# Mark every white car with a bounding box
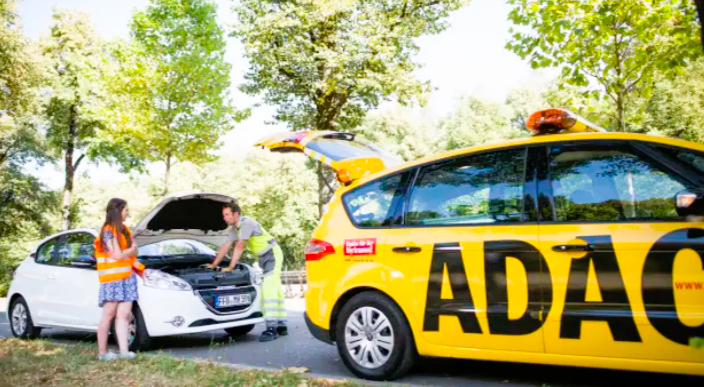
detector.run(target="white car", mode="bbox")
[5,192,264,351]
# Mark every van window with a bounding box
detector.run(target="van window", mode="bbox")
[342,171,412,227]
[406,149,526,226]
[549,144,687,222]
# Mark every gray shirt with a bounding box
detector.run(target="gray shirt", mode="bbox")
[226,216,262,243]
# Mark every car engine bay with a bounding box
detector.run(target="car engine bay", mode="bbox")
[140,254,252,290]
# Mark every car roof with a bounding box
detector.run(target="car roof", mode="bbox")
[346,131,704,189]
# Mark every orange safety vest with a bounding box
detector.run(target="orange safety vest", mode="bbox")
[94,225,145,283]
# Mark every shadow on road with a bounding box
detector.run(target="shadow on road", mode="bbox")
[410,357,703,387]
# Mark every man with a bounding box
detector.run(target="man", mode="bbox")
[207,201,287,341]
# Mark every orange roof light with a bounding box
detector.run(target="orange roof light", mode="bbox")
[337,168,351,185]
[526,108,606,135]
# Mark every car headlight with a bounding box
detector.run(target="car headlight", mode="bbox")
[142,269,192,291]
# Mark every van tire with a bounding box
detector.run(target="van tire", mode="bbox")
[335,291,416,381]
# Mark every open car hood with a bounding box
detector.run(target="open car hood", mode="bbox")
[132,192,235,247]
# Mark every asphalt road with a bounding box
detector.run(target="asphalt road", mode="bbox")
[1,307,702,387]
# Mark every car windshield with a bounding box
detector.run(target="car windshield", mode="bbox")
[138,239,217,258]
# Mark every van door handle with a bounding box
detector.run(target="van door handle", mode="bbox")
[46,274,57,280]
[552,244,593,252]
[393,246,422,253]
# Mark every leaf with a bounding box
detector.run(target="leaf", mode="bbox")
[691,337,704,349]
[285,366,310,374]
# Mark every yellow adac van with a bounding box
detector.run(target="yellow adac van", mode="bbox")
[255,108,704,381]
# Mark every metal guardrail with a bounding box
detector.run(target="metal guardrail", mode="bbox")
[281,270,306,284]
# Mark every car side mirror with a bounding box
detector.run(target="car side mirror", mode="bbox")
[676,188,704,220]
[71,258,96,268]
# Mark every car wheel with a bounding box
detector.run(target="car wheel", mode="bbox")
[9,297,42,339]
[129,305,152,352]
[335,291,417,381]
[225,324,255,337]
[111,304,152,352]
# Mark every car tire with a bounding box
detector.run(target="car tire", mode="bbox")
[225,324,255,337]
[335,291,417,381]
[9,297,42,339]
[111,304,152,352]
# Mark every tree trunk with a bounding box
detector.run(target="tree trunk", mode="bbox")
[616,92,626,132]
[317,162,335,219]
[163,151,172,197]
[61,105,78,231]
[696,0,704,53]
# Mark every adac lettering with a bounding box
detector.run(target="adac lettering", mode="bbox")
[423,228,704,346]
[642,228,704,346]
[560,235,641,343]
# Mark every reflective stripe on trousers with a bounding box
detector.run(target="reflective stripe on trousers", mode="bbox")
[262,245,287,328]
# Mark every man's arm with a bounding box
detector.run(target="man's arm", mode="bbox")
[208,240,233,269]
[221,240,246,272]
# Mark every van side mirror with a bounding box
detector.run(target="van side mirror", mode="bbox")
[676,188,704,219]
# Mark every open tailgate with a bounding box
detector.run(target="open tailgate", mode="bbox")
[254,131,402,183]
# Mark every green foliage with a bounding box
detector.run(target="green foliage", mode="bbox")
[41,8,147,229]
[691,337,704,349]
[130,0,245,194]
[435,95,524,152]
[506,0,702,132]
[0,166,58,296]
[354,106,438,161]
[642,58,704,142]
[0,0,47,168]
[231,0,470,132]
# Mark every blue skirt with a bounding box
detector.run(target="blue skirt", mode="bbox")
[98,273,138,307]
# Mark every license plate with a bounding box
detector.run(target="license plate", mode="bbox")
[215,294,251,308]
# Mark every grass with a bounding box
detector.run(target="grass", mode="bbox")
[0,338,365,387]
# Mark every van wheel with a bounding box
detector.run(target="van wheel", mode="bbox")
[111,305,152,352]
[9,297,42,339]
[225,324,255,337]
[335,292,416,381]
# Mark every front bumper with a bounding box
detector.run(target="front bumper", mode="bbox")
[305,311,333,344]
[138,284,264,337]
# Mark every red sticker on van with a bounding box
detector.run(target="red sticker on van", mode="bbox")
[344,238,377,255]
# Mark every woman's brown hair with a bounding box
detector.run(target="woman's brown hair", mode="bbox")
[101,198,132,251]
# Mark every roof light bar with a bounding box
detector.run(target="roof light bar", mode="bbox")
[526,108,606,135]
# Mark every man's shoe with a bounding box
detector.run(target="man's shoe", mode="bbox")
[259,327,279,342]
[276,326,288,336]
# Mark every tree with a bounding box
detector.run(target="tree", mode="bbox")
[506,0,702,132]
[435,95,523,152]
[130,0,244,196]
[231,0,469,216]
[696,0,704,51]
[642,58,704,142]
[355,106,439,161]
[41,9,144,230]
[0,0,46,169]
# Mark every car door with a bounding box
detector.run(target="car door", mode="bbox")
[55,232,102,328]
[383,146,546,353]
[537,139,704,364]
[29,234,69,325]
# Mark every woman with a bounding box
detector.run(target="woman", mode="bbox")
[94,198,145,361]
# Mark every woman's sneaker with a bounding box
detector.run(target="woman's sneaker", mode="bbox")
[118,352,136,359]
[99,352,119,361]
